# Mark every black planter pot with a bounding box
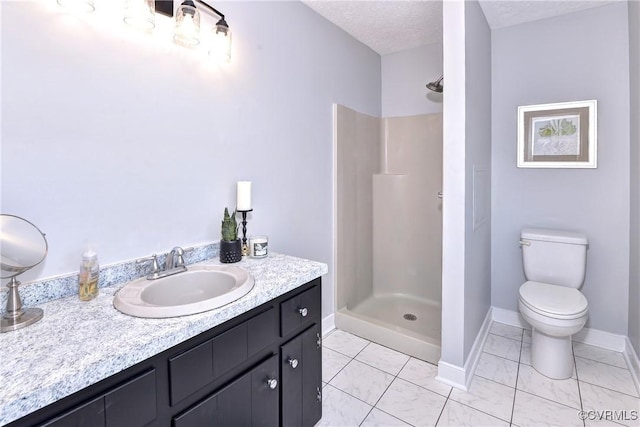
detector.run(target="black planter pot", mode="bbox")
[220,239,242,263]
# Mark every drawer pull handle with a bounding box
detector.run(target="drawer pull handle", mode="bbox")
[316,332,322,348]
[288,358,299,369]
[266,378,278,389]
[316,386,322,402]
[298,307,308,317]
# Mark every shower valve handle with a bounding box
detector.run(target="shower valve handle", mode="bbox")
[298,307,308,317]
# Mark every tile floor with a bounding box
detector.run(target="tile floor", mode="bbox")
[319,322,640,427]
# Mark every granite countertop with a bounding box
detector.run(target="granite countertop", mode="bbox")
[0,253,328,426]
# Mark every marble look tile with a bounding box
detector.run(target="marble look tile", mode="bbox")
[355,342,410,375]
[483,333,522,362]
[517,363,581,409]
[573,342,628,369]
[323,329,370,358]
[475,352,519,388]
[580,381,640,427]
[449,376,515,422]
[490,322,523,341]
[523,329,532,343]
[317,385,372,427]
[376,378,447,426]
[322,347,351,383]
[329,359,394,405]
[576,357,639,397]
[520,341,531,365]
[361,408,411,427]
[397,357,452,397]
[512,390,584,427]
[437,400,510,427]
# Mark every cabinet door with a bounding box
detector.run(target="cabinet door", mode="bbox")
[301,324,322,427]
[250,355,279,427]
[173,356,278,427]
[40,396,105,427]
[280,335,303,427]
[217,374,252,427]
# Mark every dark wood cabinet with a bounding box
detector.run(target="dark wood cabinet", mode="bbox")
[173,355,279,427]
[9,278,322,427]
[41,370,156,427]
[281,323,322,427]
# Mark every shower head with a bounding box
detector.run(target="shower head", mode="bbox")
[426,75,444,93]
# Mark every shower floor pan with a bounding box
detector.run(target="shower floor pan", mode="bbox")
[336,293,441,364]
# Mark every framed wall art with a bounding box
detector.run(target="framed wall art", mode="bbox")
[517,100,597,168]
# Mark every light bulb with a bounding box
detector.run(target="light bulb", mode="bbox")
[209,27,232,63]
[174,5,201,47]
[56,0,95,13]
[123,0,155,31]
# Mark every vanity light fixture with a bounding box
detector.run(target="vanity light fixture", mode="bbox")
[123,0,156,30]
[157,0,232,61]
[56,0,95,13]
[56,0,232,63]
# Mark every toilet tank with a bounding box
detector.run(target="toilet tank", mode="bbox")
[520,228,588,288]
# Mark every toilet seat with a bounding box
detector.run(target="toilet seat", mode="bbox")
[519,281,588,319]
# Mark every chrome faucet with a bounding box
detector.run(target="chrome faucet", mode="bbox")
[165,246,186,271]
[136,246,188,280]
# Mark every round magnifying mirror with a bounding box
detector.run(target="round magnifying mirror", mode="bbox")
[1,214,48,332]
[1,214,48,279]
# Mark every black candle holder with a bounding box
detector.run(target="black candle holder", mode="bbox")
[237,209,252,256]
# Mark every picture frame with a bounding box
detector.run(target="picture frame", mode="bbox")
[517,100,597,168]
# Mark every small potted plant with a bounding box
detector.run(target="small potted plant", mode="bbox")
[219,207,242,263]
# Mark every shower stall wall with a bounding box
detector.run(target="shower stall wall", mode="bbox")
[334,104,443,363]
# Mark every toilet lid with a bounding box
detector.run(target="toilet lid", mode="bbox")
[519,281,588,317]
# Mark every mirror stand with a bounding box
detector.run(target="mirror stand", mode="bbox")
[1,277,44,332]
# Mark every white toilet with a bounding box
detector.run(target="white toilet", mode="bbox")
[518,228,589,379]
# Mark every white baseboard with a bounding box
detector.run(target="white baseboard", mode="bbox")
[491,306,528,329]
[435,361,468,391]
[491,307,627,351]
[322,313,336,337]
[574,328,627,352]
[436,307,493,391]
[491,306,639,394]
[624,337,640,396]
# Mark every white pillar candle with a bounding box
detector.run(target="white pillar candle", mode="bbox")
[236,181,252,211]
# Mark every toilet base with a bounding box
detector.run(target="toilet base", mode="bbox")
[531,328,574,379]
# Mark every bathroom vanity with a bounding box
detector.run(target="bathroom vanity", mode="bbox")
[1,254,327,427]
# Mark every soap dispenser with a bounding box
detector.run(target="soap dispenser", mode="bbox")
[78,249,99,301]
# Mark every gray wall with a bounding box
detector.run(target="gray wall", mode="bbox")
[440,0,491,370]
[1,2,381,321]
[381,43,443,117]
[491,3,630,335]
[629,0,640,354]
[463,0,492,360]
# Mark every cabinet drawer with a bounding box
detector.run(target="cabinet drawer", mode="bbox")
[247,307,277,357]
[280,284,320,337]
[40,396,105,427]
[169,322,250,405]
[212,323,247,378]
[104,369,157,427]
[169,339,214,405]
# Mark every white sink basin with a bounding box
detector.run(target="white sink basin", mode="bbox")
[113,264,255,318]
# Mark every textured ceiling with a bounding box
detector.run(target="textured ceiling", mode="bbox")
[302,0,617,55]
[303,1,443,55]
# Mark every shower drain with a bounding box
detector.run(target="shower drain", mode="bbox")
[403,313,417,321]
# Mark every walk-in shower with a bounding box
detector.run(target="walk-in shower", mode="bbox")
[334,104,443,363]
